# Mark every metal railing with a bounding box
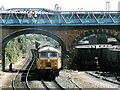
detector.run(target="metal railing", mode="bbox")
[0,8,120,26]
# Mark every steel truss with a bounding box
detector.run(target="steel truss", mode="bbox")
[0,8,120,26]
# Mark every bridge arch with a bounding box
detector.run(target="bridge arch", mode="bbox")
[72,29,120,71]
[74,29,120,45]
[2,28,66,71]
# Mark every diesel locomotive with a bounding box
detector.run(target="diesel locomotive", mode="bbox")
[36,45,61,79]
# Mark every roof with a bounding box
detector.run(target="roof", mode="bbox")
[38,46,60,53]
[75,44,120,51]
[75,44,112,49]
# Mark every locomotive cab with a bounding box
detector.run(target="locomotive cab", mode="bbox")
[36,46,61,70]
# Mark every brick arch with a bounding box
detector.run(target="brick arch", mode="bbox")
[2,28,66,71]
[74,29,120,46]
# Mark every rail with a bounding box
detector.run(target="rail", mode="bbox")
[25,49,36,90]
[12,58,31,90]
[41,71,65,90]
[12,50,33,90]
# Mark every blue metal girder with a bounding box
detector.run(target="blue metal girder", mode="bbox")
[0,8,120,26]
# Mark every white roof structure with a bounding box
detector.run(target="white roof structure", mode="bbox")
[38,46,60,53]
[108,45,120,51]
[75,44,112,49]
[75,44,120,51]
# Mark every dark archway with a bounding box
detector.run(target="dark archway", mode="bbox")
[72,29,120,71]
[2,28,66,71]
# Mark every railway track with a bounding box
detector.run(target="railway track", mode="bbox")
[25,55,36,89]
[41,79,65,90]
[12,58,30,89]
[12,49,81,90]
[12,50,35,90]
[41,74,81,90]
[40,70,65,90]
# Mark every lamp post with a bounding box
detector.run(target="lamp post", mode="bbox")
[106,0,110,10]
[78,8,83,11]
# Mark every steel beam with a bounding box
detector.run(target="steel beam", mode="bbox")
[0,8,120,26]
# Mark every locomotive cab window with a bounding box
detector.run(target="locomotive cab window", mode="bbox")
[39,52,48,58]
[50,52,57,58]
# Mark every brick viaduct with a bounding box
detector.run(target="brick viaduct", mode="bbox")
[2,26,120,48]
[1,25,120,70]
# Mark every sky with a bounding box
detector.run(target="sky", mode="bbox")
[0,0,120,11]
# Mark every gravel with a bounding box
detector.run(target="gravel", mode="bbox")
[86,71,120,85]
[28,81,45,89]
[0,57,29,88]
[1,60,120,90]
[69,71,120,89]
[56,69,79,89]
[28,69,79,89]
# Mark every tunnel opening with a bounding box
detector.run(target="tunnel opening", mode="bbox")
[2,28,66,71]
[72,31,120,74]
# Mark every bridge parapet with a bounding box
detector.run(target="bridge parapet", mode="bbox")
[0,8,120,26]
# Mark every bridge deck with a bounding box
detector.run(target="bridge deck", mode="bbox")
[0,8,120,26]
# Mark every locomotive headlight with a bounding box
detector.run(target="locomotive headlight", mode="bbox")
[55,64,57,66]
[48,59,50,62]
[40,62,42,66]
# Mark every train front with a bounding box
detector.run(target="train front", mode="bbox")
[36,46,61,78]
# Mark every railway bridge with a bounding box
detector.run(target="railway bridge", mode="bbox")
[1,8,120,71]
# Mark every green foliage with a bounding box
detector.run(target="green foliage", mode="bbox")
[5,35,32,66]
[5,34,61,66]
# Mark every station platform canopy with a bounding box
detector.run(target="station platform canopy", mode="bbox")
[75,44,120,50]
[108,45,120,51]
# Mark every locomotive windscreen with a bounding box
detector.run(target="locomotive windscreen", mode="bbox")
[40,52,48,58]
[50,52,57,58]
